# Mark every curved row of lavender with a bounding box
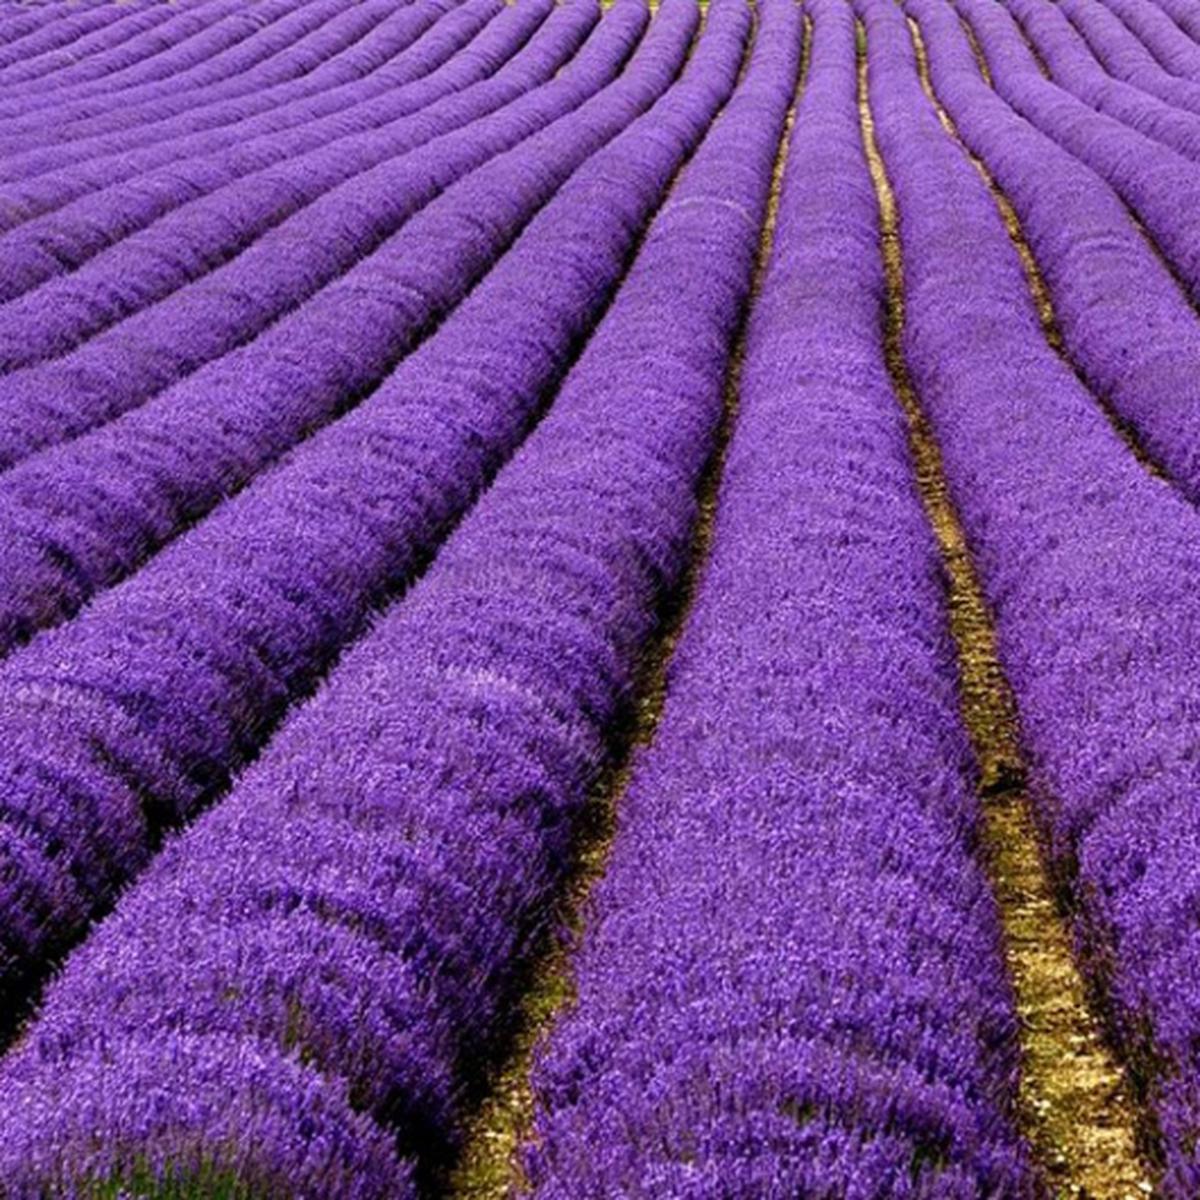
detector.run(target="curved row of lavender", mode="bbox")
[0,0,312,121]
[0,0,452,185]
[0,0,360,125]
[1151,0,1200,50]
[0,0,383,135]
[1099,0,1200,81]
[527,2,1033,1193]
[0,0,471,228]
[1056,0,1200,112]
[997,0,1200,165]
[0,0,484,268]
[0,3,141,65]
[0,2,461,237]
[0,2,170,83]
[0,2,762,1192]
[0,1,198,90]
[903,0,1200,502]
[947,0,1200,307]
[0,0,630,470]
[0,1,656,661]
[0,0,306,125]
[864,0,1200,1189]
[0,0,551,352]
[0,0,692,1038]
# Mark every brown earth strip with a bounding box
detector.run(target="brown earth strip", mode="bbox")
[442,13,809,1200]
[959,12,996,85]
[857,21,1153,1199]
[907,18,1168,483]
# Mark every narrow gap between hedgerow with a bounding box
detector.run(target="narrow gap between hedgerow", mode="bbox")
[991,4,1053,79]
[905,18,1169,486]
[857,21,1151,1200]
[440,14,809,1200]
[954,4,1200,400]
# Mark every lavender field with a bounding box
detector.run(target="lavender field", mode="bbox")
[2,0,1200,1195]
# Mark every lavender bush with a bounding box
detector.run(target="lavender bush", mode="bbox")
[0,0,631,465]
[0,0,450,186]
[0,2,759,1192]
[1056,0,1200,112]
[0,0,541,328]
[906,0,1200,502]
[0,0,361,131]
[955,0,1200,300]
[0,0,472,246]
[0,0,699,1036]
[998,0,1200,164]
[528,2,1033,1192]
[870,0,1200,1188]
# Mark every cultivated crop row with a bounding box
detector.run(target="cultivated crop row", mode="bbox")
[1,0,1200,1195]
[528,1,1033,1192]
[0,0,762,1190]
[877,0,1200,1188]
[0,0,706,1009]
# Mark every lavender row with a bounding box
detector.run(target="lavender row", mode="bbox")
[954,0,1200,304]
[0,0,356,123]
[0,0,462,225]
[1009,0,1200,165]
[0,2,150,64]
[529,3,1032,1192]
[0,2,409,161]
[0,0,531,338]
[904,0,1200,504]
[0,0,492,297]
[0,0,610,466]
[0,0,179,84]
[0,0,407,170]
[0,3,130,60]
[0,3,759,1192]
[0,0,257,102]
[1150,0,1200,50]
[0,0,678,1024]
[0,0,307,122]
[0,0,349,124]
[867,1,1200,1190]
[1105,0,1200,81]
[1060,0,1200,112]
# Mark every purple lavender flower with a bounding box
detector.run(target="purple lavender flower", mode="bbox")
[528,3,1033,1192]
[0,2,761,1191]
[875,0,1200,1188]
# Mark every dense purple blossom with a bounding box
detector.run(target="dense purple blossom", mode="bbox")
[868,0,1200,1189]
[998,0,1200,164]
[0,4,129,62]
[0,0,426,177]
[0,0,473,246]
[953,0,1200,301]
[904,0,1200,502]
[1149,0,1200,50]
[0,0,657,665]
[0,0,540,331]
[0,0,696,1038]
[2,0,1200,1192]
[0,2,759,1191]
[0,0,311,125]
[527,3,1033,1193]
[1055,0,1200,112]
[0,2,180,87]
[0,0,355,124]
[0,0,630,467]
[0,0,361,131]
